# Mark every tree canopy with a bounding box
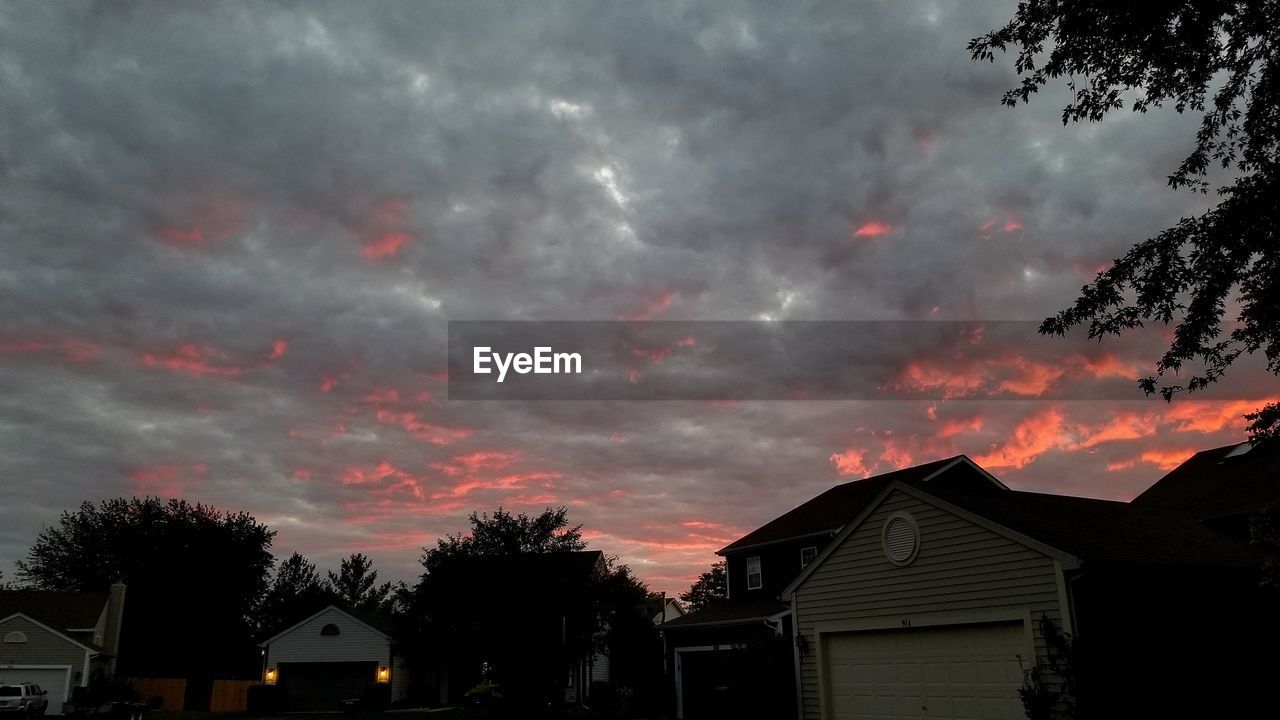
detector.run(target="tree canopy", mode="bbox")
[420,506,586,576]
[256,552,331,636]
[16,497,275,678]
[971,0,1280,438]
[680,560,727,611]
[411,506,656,709]
[326,552,398,613]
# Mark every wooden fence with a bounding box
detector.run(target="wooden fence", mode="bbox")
[126,678,256,712]
[209,679,256,712]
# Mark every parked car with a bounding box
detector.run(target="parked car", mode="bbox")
[0,683,49,716]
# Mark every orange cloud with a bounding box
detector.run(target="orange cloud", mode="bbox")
[1075,412,1158,448]
[854,220,892,238]
[879,438,914,470]
[1108,448,1196,472]
[974,407,1069,470]
[128,463,207,497]
[621,291,675,321]
[375,408,472,445]
[141,344,244,377]
[0,338,100,364]
[153,195,250,247]
[267,339,288,361]
[362,232,412,260]
[430,450,519,476]
[830,446,874,477]
[1162,399,1277,434]
[938,414,983,437]
[893,361,987,398]
[141,339,287,378]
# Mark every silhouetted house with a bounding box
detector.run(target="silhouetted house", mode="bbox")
[785,444,1278,719]
[258,604,405,711]
[0,582,127,713]
[660,456,1004,720]
[1132,440,1280,536]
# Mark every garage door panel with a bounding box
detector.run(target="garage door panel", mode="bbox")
[0,668,70,714]
[825,622,1026,720]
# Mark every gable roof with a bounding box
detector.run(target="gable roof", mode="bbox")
[719,455,1003,554]
[0,612,102,654]
[260,604,390,646]
[928,483,1256,568]
[0,590,108,631]
[1132,440,1280,520]
[785,478,1257,598]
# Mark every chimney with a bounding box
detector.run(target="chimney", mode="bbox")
[104,581,127,673]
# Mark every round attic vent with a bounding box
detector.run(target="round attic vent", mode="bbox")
[320,623,341,636]
[882,512,920,566]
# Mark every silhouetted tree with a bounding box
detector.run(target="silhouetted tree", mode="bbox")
[326,552,395,612]
[680,561,727,610]
[972,1,1280,439]
[592,562,665,712]
[410,507,648,711]
[17,497,274,679]
[257,552,332,635]
[422,506,585,575]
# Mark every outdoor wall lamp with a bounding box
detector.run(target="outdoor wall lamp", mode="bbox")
[264,667,277,684]
[795,634,809,655]
[377,667,390,683]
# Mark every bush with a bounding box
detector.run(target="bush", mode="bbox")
[245,684,285,714]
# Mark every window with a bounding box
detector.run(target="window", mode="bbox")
[800,546,818,568]
[2,631,27,644]
[745,556,762,590]
[320,623,341,636]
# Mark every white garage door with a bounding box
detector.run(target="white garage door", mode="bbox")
[824,622,1026,720]
[0,667,72,714]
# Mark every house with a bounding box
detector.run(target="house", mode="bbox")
[0,583,127,714]
[1131,440,1280,535]
[259,604,406,711]
[660,456,1005,719]
[785,443,1279,719]
[646,594,685,625]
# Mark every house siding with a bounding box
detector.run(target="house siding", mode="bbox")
[792,490,1064,720]
[265,608,390,666]
[0,615,89,670]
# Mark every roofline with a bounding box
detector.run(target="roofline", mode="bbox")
[717,529,838,556]
[259,604,389,646]
[0,612,101,654]
[947,454,1010,490]
[782,480,1079,600]
[716,455,1005,555]
[660,615,775,630]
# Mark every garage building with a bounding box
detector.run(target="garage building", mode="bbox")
[259,605,406,711]
[785,478,1277,719]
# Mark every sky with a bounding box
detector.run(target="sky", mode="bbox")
[1,1,1272,597]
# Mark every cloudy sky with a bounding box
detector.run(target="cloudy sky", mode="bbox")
[1,1,1271,596]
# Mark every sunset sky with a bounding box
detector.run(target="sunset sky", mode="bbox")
[1,1,1271,597]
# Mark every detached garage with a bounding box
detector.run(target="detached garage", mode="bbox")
[260,606,404,711]
[785,479,1276,719]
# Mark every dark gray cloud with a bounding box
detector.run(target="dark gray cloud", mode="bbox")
[0,1,1266,594]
